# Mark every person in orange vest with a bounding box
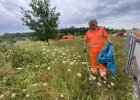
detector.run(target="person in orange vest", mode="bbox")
[84,19,112,77]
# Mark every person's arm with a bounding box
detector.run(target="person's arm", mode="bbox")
[84,40,87,53]
[84,32,89,53]
[102,27,112,44]
[105,36,112,43]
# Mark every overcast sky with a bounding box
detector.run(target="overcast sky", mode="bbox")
[0,0,140,34]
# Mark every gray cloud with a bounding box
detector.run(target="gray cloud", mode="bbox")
[51,0,140,29]
[0,0,140,34]
[0,0,29,34]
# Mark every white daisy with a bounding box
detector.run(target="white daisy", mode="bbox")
[32,84,38,86]
[43,83,47,86]
[97,82,101,86]
[77,73,82,78]
[60,93,64,98]
[89,77,92,81]
[78,55,81,58]
[70,62,74,65]
[67,69,71,72]
[81,62,86,64]
[23,89,26,92]
[11,93,16,98]
[16,67,23,70]
[107,85,111,88]
[47,67,51,70]
[0,94,4,99]
[112,76,115,79]
[103,81,107,84]
[35,65,38,68]
[26,94,30,97]
[111,82,115,86]
[62,61,66,64]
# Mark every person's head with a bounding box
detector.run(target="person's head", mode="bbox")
[89,19,97,30]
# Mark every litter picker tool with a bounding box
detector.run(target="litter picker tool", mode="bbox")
[84,53,96,81]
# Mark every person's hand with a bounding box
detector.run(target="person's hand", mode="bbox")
[84,48,86,53]
[108,42,113,45]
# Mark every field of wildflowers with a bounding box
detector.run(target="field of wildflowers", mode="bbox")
[0,36,135,99]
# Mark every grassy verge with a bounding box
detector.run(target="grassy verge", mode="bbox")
[0,36,134,100]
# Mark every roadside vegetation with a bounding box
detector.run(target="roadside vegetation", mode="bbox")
[0,36,134,100]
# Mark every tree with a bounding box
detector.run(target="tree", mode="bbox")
[21,0,60,42]
[133,27,137,30]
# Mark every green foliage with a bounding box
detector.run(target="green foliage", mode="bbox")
[59,26,127,36]
[0,33,16,44]
[59,26,88,35]
[6,45,44,68]
[21,0,60,41]
[0,32,36,42]
[0,41,15,53]
[106,28,126,34]
[0,37,135,99]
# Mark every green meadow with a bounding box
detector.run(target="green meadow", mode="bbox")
[0,36,135,100]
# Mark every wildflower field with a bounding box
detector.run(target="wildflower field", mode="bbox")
[0,36,135,100]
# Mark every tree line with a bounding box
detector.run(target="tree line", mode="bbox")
[0,27,126,38]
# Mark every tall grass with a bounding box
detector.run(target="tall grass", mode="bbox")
[0,36,134,100]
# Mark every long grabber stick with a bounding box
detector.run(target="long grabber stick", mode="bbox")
[84,53,96,81]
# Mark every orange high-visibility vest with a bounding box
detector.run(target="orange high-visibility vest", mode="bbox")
[84,27,108,52]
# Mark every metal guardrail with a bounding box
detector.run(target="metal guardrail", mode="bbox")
[125,34,140,74]
[125,34,140,99]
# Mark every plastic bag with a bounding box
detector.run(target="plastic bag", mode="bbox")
[97,43,117,77]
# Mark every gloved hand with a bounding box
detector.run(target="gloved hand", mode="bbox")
[84,48,86,53]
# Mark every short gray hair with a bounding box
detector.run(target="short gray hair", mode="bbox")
[89,19,97,25]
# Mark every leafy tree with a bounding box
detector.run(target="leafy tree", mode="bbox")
[21,0,60,42]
